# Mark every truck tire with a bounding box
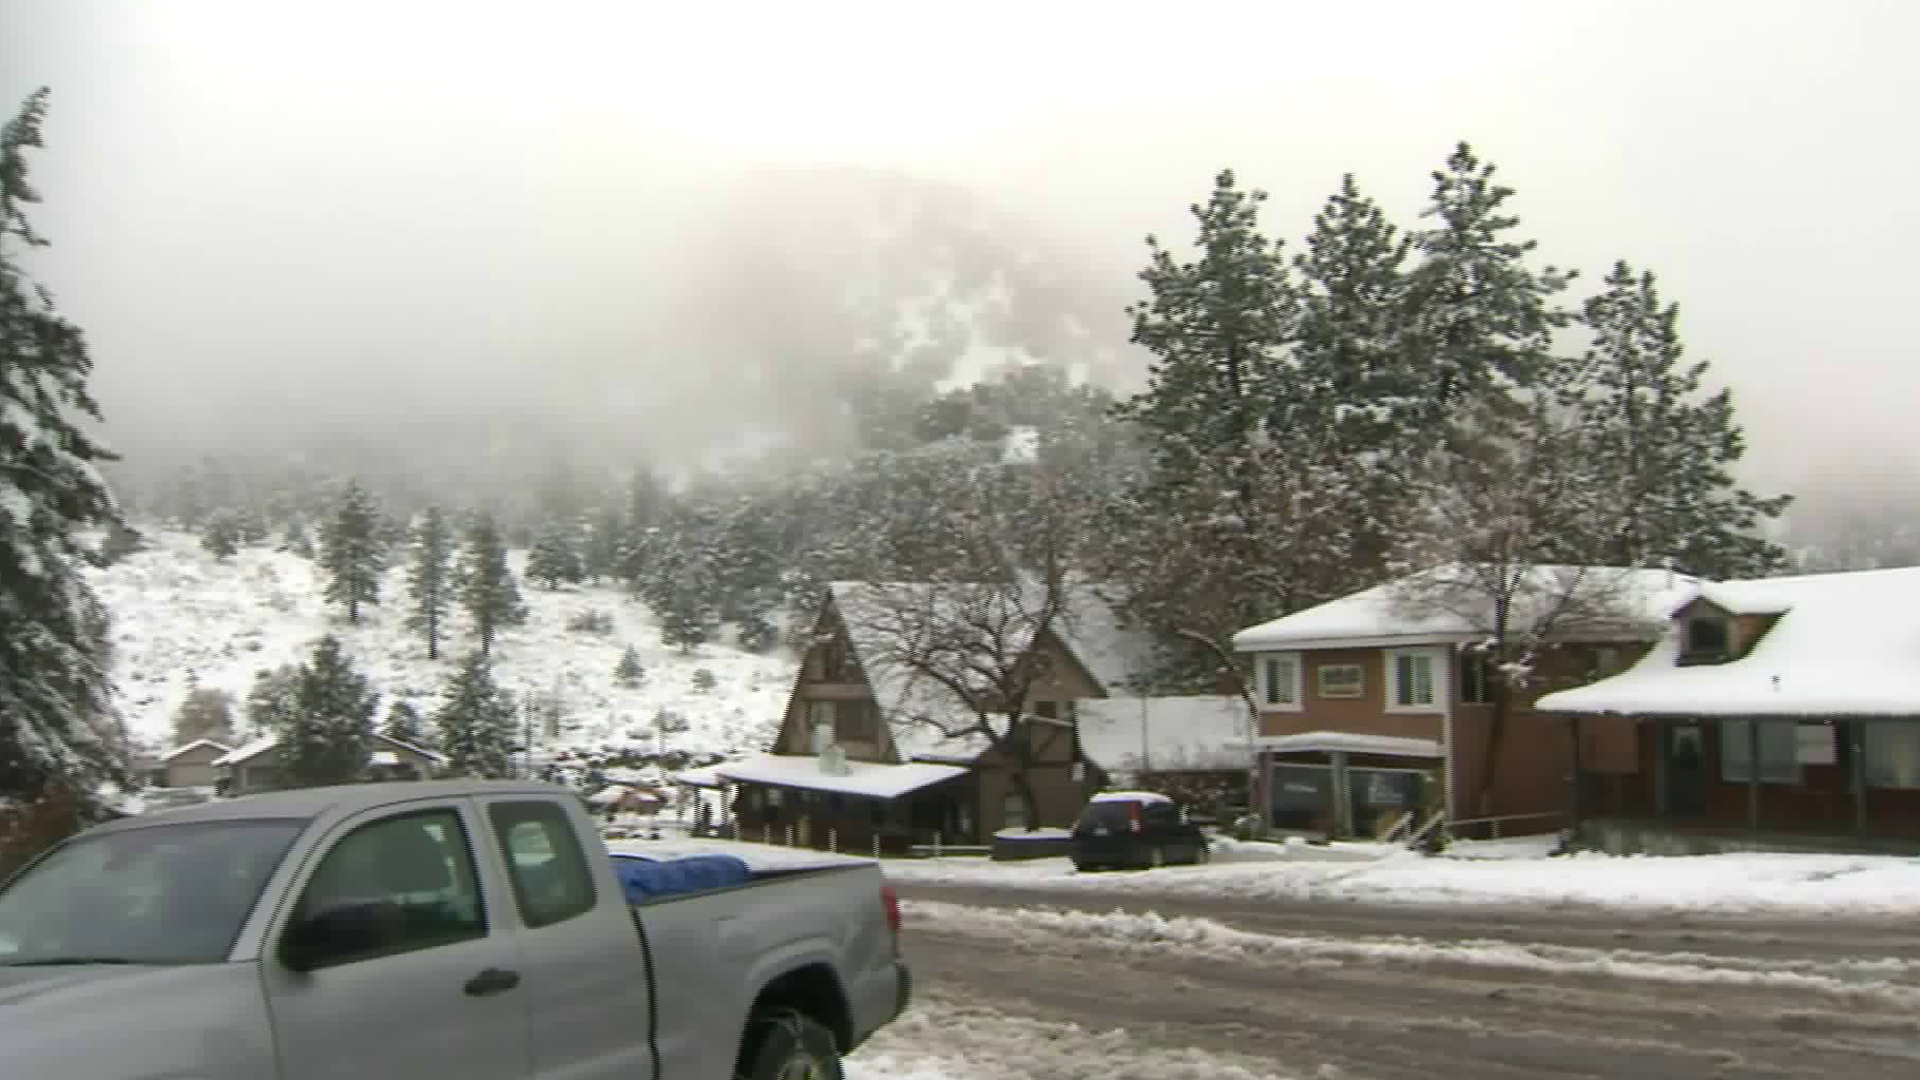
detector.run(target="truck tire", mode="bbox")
[737,1008,844,1080]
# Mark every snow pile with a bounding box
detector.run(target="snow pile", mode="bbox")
[885,847,1920,915]
[846,990,1301,1080]
[87,529,795,759]
[906,900,1920,1004]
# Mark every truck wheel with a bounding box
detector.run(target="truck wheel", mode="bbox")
[738,1009,843,1080]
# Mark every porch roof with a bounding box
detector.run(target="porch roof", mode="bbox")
[1538,565,1920,718]
[672,763,731,788]
[1256,730,1445,759]
[709,753,968,800]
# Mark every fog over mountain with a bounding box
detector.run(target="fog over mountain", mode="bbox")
[6,0,1920,553]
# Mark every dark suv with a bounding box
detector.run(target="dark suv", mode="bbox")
[1069,791,1210,871]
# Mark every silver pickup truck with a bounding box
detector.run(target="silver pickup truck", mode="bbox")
[0,779,912,1079]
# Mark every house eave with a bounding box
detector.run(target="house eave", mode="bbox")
[1235,632,1478,653]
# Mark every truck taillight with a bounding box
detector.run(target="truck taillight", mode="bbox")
[1129,803,1142,834]
[880,883,902,935]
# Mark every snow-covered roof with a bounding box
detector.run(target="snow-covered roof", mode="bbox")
[672,764,731,788]
[1089,790,1171,805]
[1076,696,1250,773]
[160,738,233,762]
[1256,731,1445,759]
[210,731,447,768]
[1233,564,1699,652]
[826,581,1156,765]
[1537,566,1920,718]
[709,753,968,800]
[588,783,660,805]
[212,734,279,767]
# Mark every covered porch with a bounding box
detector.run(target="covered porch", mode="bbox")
[677,753,978,855]
[1253,731,1446,840]
[1568,713,1920,854]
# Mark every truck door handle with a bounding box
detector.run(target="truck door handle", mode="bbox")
[464,967,521,996]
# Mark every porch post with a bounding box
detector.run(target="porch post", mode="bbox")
[1849,720,1867,834]
[1652,719,1670,820]
[1746,717,1761,831]
[1568,715,1585,827]
[1330,750,1353,838]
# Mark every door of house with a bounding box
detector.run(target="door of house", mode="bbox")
[1664,723,1708,816]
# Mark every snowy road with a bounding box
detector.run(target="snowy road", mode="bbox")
[859,885,1920,1079]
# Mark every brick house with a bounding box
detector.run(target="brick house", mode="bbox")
[1536,566,1920,853]
[689,581,1157,853]
[1232,564,1695,840]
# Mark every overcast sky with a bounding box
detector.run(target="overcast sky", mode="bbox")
[3,0,1916,495]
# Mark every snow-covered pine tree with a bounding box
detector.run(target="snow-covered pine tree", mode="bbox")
[690,668,716,694]
[615,467,669,588]
[320,480,382,622]
[1567,260,1793,577]
[405,505,454,660]
[1400,142,1577,441]
[525,522,584,588]
[583,503,624,583]
[1103,169,1312,675]
[200,511,241,560]
[171,685,238,747]
[382,699,428,748]
[434,651,519,779]
[0,87,132,817]
[614,644,644,687]
[457,510,527,657]
[245,664,302,739]
[276,635,378,787]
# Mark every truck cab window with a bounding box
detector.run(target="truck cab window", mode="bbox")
[489,801,597,928]
[291,809,487,967]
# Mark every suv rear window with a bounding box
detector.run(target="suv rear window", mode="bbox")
[1075,802,1135,829]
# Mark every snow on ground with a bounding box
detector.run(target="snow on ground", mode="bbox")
[883,844,1920,915]
[89,529,795,759]
[845,991,1299,1080]
[902,899,1920,1004]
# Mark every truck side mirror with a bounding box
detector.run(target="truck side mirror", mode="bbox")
[279,899,395,972]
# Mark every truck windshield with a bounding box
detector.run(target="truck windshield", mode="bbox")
[0,818,303,966]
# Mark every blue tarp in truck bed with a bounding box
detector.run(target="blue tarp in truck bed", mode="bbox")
[609,852,753,903]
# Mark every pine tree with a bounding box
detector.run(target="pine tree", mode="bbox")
[526,522,584,589]
[382,699,428,748]
[275,635,378,788]
[1567,260,1793,577]
[434,651,519,779]
[405,506,454,660]
[457,511,527,656]
[0,87,131,812]
[1104,169,1312,668]
[690,668,717,694]
[200,511,241,560]
[1400,142,1577,440]
[245,664,302,741]
[583,504,624,583]
[614,644,644,687]
[93,519,146,567]
[616,467,669,586]
[172,685,238,746]
[320,480,382,622]
[280,521,314,559]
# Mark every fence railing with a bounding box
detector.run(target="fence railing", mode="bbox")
[1446,810,1571,840]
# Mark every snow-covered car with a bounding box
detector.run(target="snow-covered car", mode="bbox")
[1070,791,1211,871]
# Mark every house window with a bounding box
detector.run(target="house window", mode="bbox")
[1033,700,1058,719]
[1260,655,1300,709]
[1001,792,1028,831]
[1459,652,1494,706]
[1387,650,1438,711]
[1720,720,1800,784]
[1864,722,1920,790]
[838,700,879,743]
[1315,664,1364,699]
[1684,618,1729,663]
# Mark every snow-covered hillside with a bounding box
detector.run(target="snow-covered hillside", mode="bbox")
[87,529,796,762]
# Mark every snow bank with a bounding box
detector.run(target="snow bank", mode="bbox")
[846,991,1301,1080]
[906,900,1920,1004]
[885,847,1920,915]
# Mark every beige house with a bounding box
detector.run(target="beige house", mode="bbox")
[215,731,447,794]
[149,739,233,789]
